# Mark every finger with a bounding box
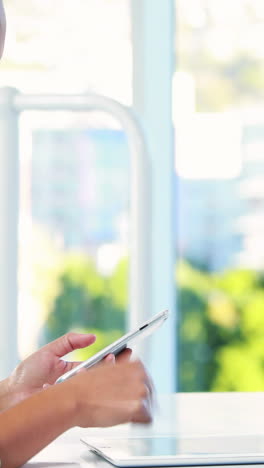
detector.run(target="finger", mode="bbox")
[141,396,153,423]
[93,354,116,367]
[132,360,155,406]
[115,348,132,363]
[103,354,116,365]
[131,396,153,424]
[63,360,86,374]
[67,361,85,370]
[134,361,155,399]
[42,332,97,358]
[43,383,51,390]
[145,373,155,405]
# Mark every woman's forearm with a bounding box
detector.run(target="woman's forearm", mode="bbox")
[0,384,75,468]
[0,360,154,468]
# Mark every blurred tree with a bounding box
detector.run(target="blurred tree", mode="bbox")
[40,253,264,392]
[177,261,264,392]
[177,261,216,391]
[71,328,123,362]
[41,254,126,346]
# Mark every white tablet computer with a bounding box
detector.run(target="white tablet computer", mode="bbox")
[56,310,169,384]
[81,435,264,467]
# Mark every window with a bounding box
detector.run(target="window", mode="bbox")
[176,0,264,391]
[5,0,262,393]
[1,0,132,364]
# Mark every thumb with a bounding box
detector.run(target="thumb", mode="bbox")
[42,332,97,358]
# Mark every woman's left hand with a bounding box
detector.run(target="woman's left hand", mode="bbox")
[6,332,97,407]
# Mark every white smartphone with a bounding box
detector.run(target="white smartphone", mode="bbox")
[56,309,169,384]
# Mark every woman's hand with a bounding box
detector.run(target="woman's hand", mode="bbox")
[0,357,152,468]
[65,359,154,428]
[5,332,98,407]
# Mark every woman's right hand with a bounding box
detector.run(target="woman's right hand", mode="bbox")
[64,359,153,428]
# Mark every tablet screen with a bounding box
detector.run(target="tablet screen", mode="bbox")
[84,435,264,457]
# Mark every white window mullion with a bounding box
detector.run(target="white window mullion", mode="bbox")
[0,88,19,378]
[131,0,176,393]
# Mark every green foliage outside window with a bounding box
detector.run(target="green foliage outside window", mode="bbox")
[177,262,264,391]
[40,254,264,392]
[41,254,126,344]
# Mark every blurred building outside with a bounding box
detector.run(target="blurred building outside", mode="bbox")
[23,110,264,275]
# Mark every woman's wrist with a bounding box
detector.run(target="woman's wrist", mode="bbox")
[0,373,84,429]
[0,376,32,411]
[0,380,78,467]
[49,381,79,429]
[59,378,83,428]
[0,375,76,426]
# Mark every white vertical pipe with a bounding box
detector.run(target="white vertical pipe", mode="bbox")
[131,0,176,392]
[14,92,152,337]
[0,87,19,378]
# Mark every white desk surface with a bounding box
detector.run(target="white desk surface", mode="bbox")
[24,392,264,468]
